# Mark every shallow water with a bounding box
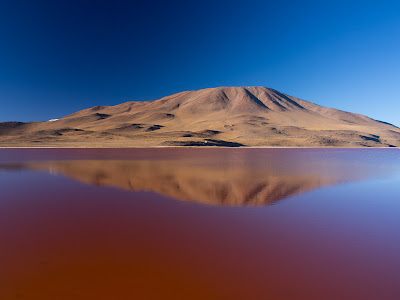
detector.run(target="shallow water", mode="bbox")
[1,148,400,299]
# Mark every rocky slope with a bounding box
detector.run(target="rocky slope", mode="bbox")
[1,87,399,147]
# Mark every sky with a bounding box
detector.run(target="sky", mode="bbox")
[0,0,399,125]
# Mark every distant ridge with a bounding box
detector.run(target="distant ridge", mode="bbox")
[0,86,399,147]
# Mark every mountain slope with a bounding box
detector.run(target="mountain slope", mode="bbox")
[1,86,399,147]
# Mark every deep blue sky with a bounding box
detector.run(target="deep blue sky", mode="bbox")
[0,0,399,125]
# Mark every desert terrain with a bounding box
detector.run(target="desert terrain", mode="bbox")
[1,87,399,147]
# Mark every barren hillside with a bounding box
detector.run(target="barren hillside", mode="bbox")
[1,87,399,147]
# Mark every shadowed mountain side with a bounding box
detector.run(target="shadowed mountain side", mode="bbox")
[1,87,399,147]
[0,159,370,206]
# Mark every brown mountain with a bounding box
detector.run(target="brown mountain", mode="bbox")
[1,86,399,147]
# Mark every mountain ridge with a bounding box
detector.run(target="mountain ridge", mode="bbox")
[1,86,399,147]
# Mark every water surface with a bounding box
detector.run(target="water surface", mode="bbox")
[1,148,400,299]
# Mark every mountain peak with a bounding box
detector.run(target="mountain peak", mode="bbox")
[0,87,399,147]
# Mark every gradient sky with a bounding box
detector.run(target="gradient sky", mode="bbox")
[0,0,399,125]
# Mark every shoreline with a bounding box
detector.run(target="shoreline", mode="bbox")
[0,146,397,149]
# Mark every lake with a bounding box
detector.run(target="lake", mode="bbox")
[1,148,400,299]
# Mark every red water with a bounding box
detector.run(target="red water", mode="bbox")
[0,148,400,299]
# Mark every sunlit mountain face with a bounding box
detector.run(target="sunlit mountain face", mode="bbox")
[1,87,399,147]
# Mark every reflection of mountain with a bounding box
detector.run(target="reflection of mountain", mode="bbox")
[1,160,357,206]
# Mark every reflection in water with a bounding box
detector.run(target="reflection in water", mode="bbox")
[1,149,400,300]
[0,157,384,206]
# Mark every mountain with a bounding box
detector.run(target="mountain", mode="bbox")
[1,86,399,147]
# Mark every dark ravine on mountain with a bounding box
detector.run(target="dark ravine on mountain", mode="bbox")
[1,87,399,147]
